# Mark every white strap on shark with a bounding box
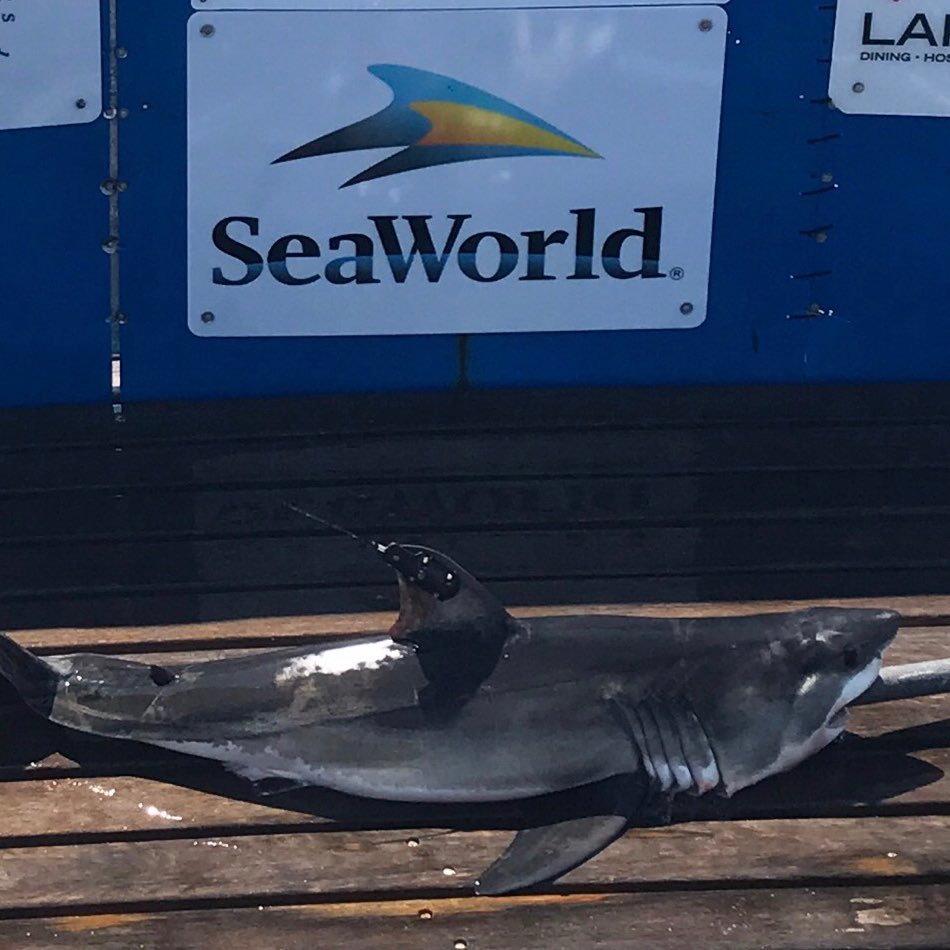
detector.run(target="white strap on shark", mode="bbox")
[613,698,720,795]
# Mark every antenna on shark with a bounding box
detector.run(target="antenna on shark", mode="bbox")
[284,502,369,546]
[283,502,460,600]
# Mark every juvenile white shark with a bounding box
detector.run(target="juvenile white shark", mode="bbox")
[0,540,901,894]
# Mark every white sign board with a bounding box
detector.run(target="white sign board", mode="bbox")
[188,7,727,336]
[0,0,101,131]
[194,1,727,8]
[830,0,950,116]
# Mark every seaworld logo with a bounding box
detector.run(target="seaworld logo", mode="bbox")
[209,66,666,287]
[271,64,601,187]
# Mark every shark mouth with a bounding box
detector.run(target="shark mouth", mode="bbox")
[724,649,888,797]
[824,653,884,732]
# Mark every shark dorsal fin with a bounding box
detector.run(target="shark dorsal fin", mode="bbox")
[384,544,519,715]
[283,504,517,713]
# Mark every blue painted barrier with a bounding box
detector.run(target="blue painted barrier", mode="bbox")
[2,0,949,407]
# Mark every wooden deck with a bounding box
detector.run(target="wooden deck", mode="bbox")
[0,601,946,947]
[1,383,949,946]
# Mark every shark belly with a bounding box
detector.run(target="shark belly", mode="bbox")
[157,685,639,803]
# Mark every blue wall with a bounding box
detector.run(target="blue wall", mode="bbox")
[0,0,111,407]
[2,0,949,406]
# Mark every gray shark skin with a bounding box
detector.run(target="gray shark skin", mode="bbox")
[0,541,900,895]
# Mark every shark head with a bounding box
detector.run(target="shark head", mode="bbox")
[688,607,900,795]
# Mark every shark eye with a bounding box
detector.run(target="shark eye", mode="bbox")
[842,645,859,670]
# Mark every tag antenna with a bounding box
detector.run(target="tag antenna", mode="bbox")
[284,502,370,546]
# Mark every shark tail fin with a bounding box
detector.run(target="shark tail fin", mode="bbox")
[0,633,59,718]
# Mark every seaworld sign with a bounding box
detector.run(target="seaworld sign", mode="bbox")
[187,6,726,336]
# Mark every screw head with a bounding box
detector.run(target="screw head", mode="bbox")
[199,23,215,37]
[200,311,215,323]
[699,18,714,32]
[852,82,865,94]
[680,302,694,316]
[75,98,87,109]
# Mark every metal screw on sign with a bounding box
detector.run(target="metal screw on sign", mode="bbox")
[699,19,714,32]
[201,311,216,324]
[200,24,215,37]
[852,82,865,94]
[680,302,694,316]
[75,98,87,109]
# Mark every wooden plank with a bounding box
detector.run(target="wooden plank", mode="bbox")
[4,518,950,600]
[6,423,950,496]
[9,468,950,544]
[15,595,950,662]
[14,603,950,653]
[10,567,950,631]
[0,816,946,912]
[0,885,946,948]
[5,382,950,449]
[7,616,948,667]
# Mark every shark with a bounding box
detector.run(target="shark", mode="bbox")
[0,536,904,894]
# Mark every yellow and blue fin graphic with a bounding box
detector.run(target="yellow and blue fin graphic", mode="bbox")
[273,64,601,188]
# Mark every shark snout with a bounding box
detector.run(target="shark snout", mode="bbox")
[838,608,901,654]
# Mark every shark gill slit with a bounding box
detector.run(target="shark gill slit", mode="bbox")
[613,697,721,795]
[636,703,675,791]
[653,702,694,792]
[674,700,720,794]
[612,699,656,782]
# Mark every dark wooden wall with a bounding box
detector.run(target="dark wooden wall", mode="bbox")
[3,383,950,631]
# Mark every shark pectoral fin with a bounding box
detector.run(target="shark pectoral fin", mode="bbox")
[473,773,645,896]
